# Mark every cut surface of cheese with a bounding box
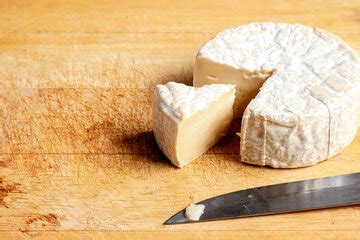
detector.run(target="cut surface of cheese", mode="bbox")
[194,22,360,168]
[152,82,235,167]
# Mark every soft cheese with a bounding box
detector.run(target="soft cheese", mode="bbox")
[194,22,360,168]
[152,82,236,167]
[185,203,205,221]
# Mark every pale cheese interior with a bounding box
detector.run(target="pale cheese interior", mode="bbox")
[194,56,272,117]
[175,91,234,167]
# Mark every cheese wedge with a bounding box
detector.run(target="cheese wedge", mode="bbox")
[194,22,360,168]
[152,82,235,167]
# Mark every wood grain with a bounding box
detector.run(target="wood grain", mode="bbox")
[2,231,360,240]
[1,0,360,238]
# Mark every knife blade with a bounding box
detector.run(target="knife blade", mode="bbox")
[164,172,360,224]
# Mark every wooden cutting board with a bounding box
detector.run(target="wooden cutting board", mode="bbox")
[1,0,360,239]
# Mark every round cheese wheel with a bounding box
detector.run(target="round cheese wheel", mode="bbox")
[194,22,360,168]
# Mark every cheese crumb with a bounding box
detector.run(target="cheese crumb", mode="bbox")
[185,203,205,221]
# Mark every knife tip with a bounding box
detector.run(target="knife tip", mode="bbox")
[163,219,175,225]
[163,210,188,225]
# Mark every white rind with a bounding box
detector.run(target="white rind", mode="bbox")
[196,22,360,168]
[156,82,235,121]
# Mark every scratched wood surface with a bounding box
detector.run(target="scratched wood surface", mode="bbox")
[1,0,360,239]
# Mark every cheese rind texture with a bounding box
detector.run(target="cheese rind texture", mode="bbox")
[194,22,360,168]
[156,82,235,120]
[152,82,236,167]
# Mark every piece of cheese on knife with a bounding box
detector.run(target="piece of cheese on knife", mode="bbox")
[152,82,235,167]
[194,22,360,168]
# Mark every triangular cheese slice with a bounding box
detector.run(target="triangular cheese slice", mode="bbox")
[152,82,235,167]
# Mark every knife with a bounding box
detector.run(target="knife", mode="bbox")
[164,172,360,224]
